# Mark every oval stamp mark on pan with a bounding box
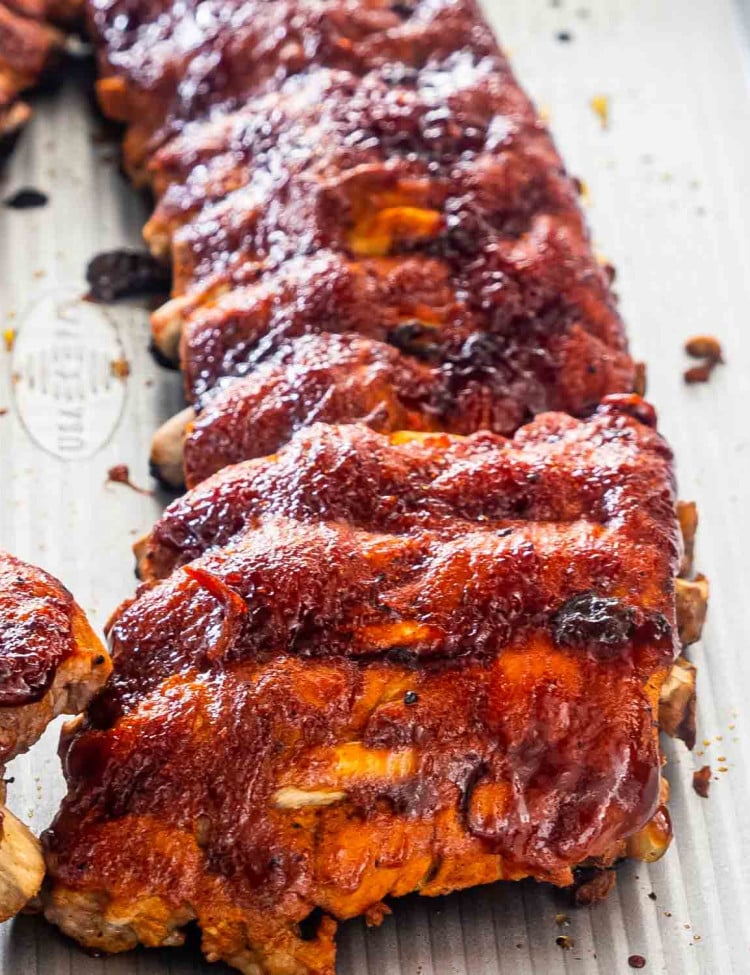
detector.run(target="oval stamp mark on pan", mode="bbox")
[12,289,127,459]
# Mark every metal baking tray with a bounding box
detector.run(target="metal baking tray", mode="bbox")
[1,0,749,971]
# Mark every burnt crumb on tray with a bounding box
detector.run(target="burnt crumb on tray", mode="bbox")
[683,334,723,384]
[106,464,152,496]
[2,187,48,209]
[110,358,131,379]
[692,765,712,798]
[628,956,647,970]
[86,249,171,302]
[634,361,647,397]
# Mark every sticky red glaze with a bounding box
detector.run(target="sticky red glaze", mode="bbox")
[48,648,663,918]
[46,401,678,970]
[162,53,630,416]
[183,326,634,486]
[126,400,678,707]
[154,54,572,291]
[0,551,79,706]
[88,0,499,166]
[184,334,445,485]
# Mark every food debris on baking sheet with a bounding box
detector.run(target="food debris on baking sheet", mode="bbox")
[110,357,131,380]
[2,187,48,209]
[85,249,171,302]
[683,334,724,384]
[692,765,712,798]
[590,93,610,129]
[106,464,152,495]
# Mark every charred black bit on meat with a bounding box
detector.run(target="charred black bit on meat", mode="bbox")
[553,592,635,655]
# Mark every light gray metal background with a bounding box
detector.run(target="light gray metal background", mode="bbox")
[0,0,749,971]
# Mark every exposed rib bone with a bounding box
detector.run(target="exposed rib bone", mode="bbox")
[676,500,698,578]
[676,574,709,646]
[150,407,195,489]
[0,807,44,922]
[658,656,697,750]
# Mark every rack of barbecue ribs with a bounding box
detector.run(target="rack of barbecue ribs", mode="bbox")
[0,551,110,921]
[0,0,80,151]
[36,0,706,972]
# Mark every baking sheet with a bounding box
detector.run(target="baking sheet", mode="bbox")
[1,0,749,971]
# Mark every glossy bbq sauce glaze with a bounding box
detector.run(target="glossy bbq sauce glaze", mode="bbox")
[39,0,692,971]
[0,553,79,709]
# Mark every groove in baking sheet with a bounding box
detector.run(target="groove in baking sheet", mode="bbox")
[1,0,750,972]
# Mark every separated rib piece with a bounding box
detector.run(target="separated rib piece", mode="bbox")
[46,396,679,974]
[0,0,81,149]
[177,334,442,487]
[0,551,110,920]
[0,0,62,145]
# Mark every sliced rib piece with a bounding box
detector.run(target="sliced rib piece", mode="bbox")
[0,550,111,920]
[45,396,680,973]
[0,0,63,144]
[0,0,81,149]
[159,334,442,489]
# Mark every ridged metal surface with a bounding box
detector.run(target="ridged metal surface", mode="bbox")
[0,1,749,972]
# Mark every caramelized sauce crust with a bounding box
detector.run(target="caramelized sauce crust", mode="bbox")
[0,552,80,707]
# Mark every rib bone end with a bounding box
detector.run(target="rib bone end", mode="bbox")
[150,407,194,490]
[659,656,697,750]
[0,807,44,922]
